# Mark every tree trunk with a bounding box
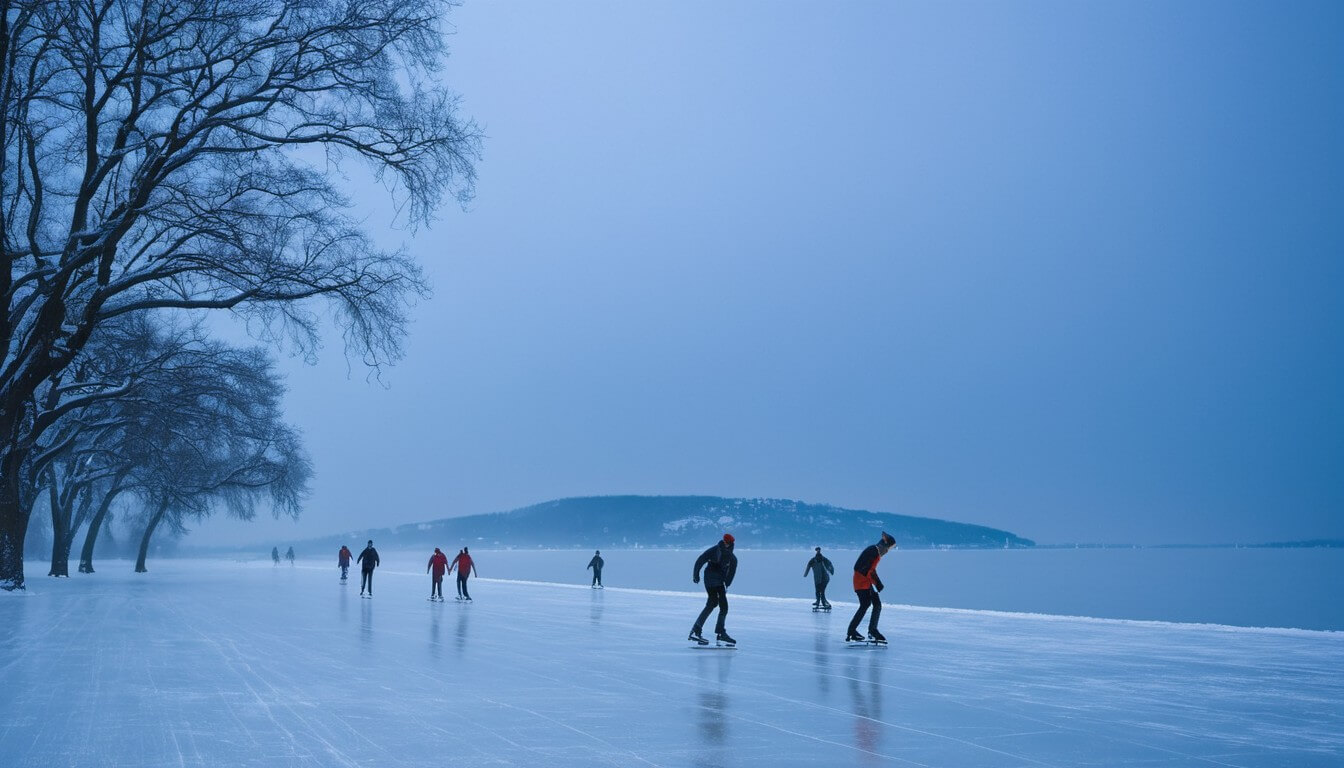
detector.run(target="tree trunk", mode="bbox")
[79,482,123,574]
[47,479,69,577]
[135,500,169,573]
[0,453,29,591]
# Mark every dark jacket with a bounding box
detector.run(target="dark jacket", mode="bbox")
[588,555,604,571]
[357,546,380,572]
[804,554,834,584]
[338,547,352,566]
[852,545,884,592]
[693,542,737,589]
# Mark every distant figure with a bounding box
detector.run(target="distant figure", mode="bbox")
[338,545,352,581]
[450,547,476,601]
[587,550,604,588]
[357,539,380,597]
[847,532,895,644]
[804,547,835,610]
[285,546,295,565]
[427,547,449,601]
[688,533,737,646]
[271,547,280,565]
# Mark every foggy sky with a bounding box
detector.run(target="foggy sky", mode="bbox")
[197,0,1343,547]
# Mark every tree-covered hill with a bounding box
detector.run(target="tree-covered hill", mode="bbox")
[289,496,1035,552]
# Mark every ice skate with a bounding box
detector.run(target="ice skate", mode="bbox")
[868,629,887,644]
[688,628,709,645]
[845,630,866,643]
[715,631,736,647]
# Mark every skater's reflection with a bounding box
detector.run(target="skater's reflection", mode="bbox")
[359,598,373,647]
[454,604,468,654]
[847,654,884,759]
[590,590,604,627]
[814,632,830,695]
[429,606,442,661]
[693,650,733,764]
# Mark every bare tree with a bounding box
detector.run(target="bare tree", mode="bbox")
[1,0,480,588]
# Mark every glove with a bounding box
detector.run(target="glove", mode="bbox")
[693,575,700,584]
[875,582,884,593]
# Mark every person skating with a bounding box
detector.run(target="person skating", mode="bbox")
[804,547,835,609]
[271,546,280,565]
[689,533,738,646]
[427,547,449,600]
[450,547,476,601]
[337,545,352,581]
[846,532,895,643]
[587,550,604,588]
[357,539,380,597]
[285,546,295,565]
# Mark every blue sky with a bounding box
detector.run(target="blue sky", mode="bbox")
[199,0,1342,546]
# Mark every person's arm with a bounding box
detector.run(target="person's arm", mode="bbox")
[374,550,380,567]
[471,563,477,577]
[804,560,813,577]
[724,554,737,588]
[824,557,834,576]
[692,547,710,583]
[873,571,884,592]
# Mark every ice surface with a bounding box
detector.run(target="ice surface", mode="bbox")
[2,559,1341,767]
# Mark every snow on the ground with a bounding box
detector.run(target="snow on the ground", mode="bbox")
[1,559,1341,767]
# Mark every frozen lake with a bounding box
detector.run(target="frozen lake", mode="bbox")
[2,559,1341,767]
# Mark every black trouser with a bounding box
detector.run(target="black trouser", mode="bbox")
[340,564,348,579]
[591,569,602,586]
[361,569,374,594]
[814,579,830,606]
[457,575,470,599]
[431,576,443,598]
[693,584,729,634]
[848,588,881,635]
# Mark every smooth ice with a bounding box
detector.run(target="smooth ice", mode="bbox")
[2,560,1341,767]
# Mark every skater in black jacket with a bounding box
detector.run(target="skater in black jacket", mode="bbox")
[689,533,738,645]
[357,540,380,597]
[804,547,834,609]
[587,550,604,588]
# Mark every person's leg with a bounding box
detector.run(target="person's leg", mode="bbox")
[713,587,729,634]
[692,584,718,633]
[847,590,872,637]
[820,580,830,608]
[591,571,597,587]
[868,591,882,633]
[596,569,602,587]
[360,570,369,593]
[814,582,823,605]
[460,577,470,600]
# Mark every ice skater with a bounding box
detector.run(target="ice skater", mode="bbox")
[338,545,352,581]
[427,547,449,600]
[846,532,895,644]
[587,550,604,588]
[450,547,476,601]
[357,539,380,597]
[688,533,738,646]
[271,546,280,565]
[804,547,834,610]
[285,546,295,565]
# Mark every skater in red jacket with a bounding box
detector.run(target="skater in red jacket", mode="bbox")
[337,545,352,581]
[427,548,449,600]
[449,547,477,601]
[847,532,895,644]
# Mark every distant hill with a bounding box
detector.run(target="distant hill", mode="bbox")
[277,496,1035,552]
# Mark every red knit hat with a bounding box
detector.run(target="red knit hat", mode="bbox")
[722,533,735,544]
